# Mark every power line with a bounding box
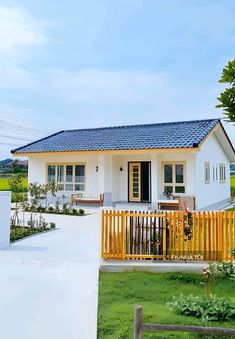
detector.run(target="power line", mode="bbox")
[0,134,36,141]
[0,141,23,147]
[0,120,46,135]
[0,112,51,132]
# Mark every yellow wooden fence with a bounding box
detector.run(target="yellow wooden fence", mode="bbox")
[101,210,235,261]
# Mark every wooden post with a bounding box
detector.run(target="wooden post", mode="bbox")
[162,212,167,259]
[134,305,143,339]
[121,211,126,260]
[101,210,105,259]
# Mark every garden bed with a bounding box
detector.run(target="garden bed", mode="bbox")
[23,206,86,216]
[98,272,235,338]
[10,226,52,242]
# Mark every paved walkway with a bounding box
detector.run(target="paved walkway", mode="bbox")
[0,211,101,339]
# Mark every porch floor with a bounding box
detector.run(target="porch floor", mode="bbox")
[112,201,152,211]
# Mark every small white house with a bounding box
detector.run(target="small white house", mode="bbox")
[12,118,235,210]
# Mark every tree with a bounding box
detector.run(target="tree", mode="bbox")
[8,174,24,208]
[8,174,24,226]
[216,59,235,122]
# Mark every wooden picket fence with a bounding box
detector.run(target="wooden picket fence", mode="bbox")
[101,210,235,261]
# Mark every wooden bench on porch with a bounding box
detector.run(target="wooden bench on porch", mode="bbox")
[71,193,104,207]
[157,196,195,211]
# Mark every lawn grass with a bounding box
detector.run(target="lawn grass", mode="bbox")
[10,226,49,242]
[98,272,235,339]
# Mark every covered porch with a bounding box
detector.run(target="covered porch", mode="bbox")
[99,151,196,209]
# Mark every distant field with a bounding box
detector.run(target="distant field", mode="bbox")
[231,174,235,189]
[0,177,28,191]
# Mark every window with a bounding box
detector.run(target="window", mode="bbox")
[163,162,185,194]
[48,165,55,182]
[204,162,210,184]
[47,164,85,191]
[219,163,226,183]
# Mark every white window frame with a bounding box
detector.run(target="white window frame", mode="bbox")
[46,163,86,191]
[216,164,218,182]
[219,163,226,183]
[204,162,210,184]
[162,162,186,194]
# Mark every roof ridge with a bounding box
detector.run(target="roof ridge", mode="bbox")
[62,118,220,133]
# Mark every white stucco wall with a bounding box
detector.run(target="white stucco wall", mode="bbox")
[28,153,100,198]
[195,134,230,210]
[0,191,11,249]
[28,151,196,204]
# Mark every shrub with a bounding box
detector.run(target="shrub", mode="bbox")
[47,206,54,213]
[72,208,78,215]
[168,294,235,322]
[209,261,234,278]
[78,208,85,216]
[36,205,46,213]
[49,222,56,229]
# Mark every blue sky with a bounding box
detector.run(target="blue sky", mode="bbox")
[0,0,235,157]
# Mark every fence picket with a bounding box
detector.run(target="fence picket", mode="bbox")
[101,210,235,262]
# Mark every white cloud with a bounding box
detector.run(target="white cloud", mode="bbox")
[47,69,177,104]
[0,4,46,88]
[0,4,45,57]
[40,68,222,129]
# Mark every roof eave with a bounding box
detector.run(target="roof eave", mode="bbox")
[12,147,199,157]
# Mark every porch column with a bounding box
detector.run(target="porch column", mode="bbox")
[151,154,158,209]
[98,155,113,206]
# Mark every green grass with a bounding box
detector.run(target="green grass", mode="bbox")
[0,177,28,202]
[0,177,28,191]
[10,226,49,242]
[231,174,235,189]
[98,272,235,339]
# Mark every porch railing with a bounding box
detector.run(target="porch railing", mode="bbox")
[101,210,235,261]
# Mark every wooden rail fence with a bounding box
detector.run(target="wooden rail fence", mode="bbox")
[101,210,235,261]
[134,305,235,338]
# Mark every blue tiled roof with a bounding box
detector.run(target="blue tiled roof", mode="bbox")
[12,118,220,154]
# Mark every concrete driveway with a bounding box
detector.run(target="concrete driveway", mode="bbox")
[0,211,101,339]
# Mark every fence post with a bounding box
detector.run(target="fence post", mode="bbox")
[134,305,143,339]
[121,211,126,260]
[163,212,167,259]
[101,210,105,259]
[218,212,223,261]
[0,191,11,249]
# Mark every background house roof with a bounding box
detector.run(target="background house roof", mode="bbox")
[12,118,223,154]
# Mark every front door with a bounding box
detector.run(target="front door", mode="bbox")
[129,163,141,202]
[128,162,151,203]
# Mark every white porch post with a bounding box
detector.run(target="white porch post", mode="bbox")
[0,191,11,249]
[151,154,158,209]
[98,155,113,206]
